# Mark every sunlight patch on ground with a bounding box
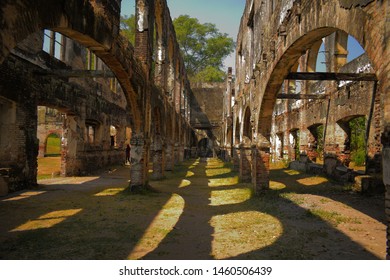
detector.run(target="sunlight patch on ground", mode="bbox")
[188,160,200,169]
[2,191,47,202]
[10,209,82,232]
[185,171,194,177]
[205,168,231,177]
[210,211,283,259]
[280,193,386,258]
[297,176,328,186]
[39,176,100,185]
[270,181,286,190]
[209,188,251,206]
[208,176,239,187]
[178,179,191,188]
[283,169,301,176]
[94,187,124,196]
[128,193,185,259]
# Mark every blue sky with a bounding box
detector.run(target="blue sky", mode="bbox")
[121,0,365,73]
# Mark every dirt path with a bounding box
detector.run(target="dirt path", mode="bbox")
[0,158,386,259]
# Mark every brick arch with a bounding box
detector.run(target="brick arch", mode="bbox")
[0,0,145,132]
[44,132,62,155]
[256,1,388,138]
[234,117,240,144]
[243,106,252,141]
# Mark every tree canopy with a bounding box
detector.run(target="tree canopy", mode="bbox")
[120,14,136,45]
[120,14,235,82]
[173,15,235,82]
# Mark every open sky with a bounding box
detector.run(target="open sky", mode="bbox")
[121,0,365,74]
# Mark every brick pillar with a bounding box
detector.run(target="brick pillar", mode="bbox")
[165,142,174,171]
[233,146,240,172]
[38,140,45,158]
[381,127,390,260]
[151,135,164,180]
[130,133,148,191]
[239,144,252,183]
[252,145,270,195]
[61,115,83,176]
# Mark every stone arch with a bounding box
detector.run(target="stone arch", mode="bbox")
[198,137,212,158]
[306,40,323,73]
[234,117,240,145]
[44,132,62,156]
[243,106,252,141]
[0,0,144,132]
[336,114,367,167]
[257,2,387,139]
[307,123,325,162]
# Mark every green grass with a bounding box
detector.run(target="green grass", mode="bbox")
[46,136,61,156]
[307,209,361,226]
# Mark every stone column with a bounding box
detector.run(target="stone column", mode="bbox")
[239,143,252,183]
[151,135,164,180]
[185,147,191,159]
[165,142,174,171]
[220,147,226,161]
[381,127,390,260]
[130,133,148,191]
[178,144,184,162]
[61,115,83,176]
[233,145,240,172]
[225,144,232,162]
[174,143,180,165]
[252,144,271,195]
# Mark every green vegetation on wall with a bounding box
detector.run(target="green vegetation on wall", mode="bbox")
[349,116,366,166]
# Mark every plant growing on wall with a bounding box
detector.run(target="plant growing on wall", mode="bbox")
[120,14,136,45]
[350,116,366,166]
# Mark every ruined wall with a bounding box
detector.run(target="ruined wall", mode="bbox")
[0,0,197,192]
[231,0,389,258]
[271,54,381,170]
[0,31,133,190]
[190,82,224,155]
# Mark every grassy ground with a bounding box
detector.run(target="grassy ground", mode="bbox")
[0,158,385,259]
[45,136,61,156]
[37,157,61,180]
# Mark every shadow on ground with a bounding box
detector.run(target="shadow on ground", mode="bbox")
[0,159,385,259]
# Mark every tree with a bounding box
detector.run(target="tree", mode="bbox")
[120,14,136,45]
[173,15,235,82]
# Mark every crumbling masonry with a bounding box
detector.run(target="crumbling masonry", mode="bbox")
[1,0,390,259]
[220,0,390,259]
[0,0,197,194]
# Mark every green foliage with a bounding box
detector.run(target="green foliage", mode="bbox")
[173,15,235,82]
[349,116,366,166]
[46,134,61,156]
[192,66,226,82]
[292,130,300,160]
[120,14,136,45]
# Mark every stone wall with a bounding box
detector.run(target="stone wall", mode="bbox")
[230,0,389,258]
